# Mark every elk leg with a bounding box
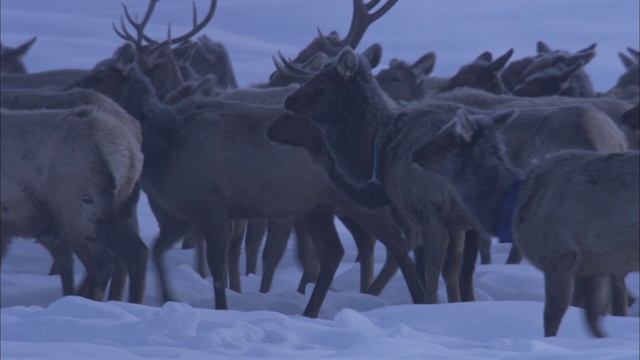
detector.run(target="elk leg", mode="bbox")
[245,220,267,275]
[183,228,209,278]
[347,207,424,303]
[367,250,399,296]
[228,219,247,293]
[259,219,293,293]
[107,256,127,301]
[543,270,574,337]
[104,220,148,304]
[422,223,448,304]
[295,219,319,295]
[610,274,628,316]
[201,215,231,310]
[442,229,464,303]
[459,229,479,302]
[506,244,523,264]
[301,206,344,318]
[39,237,76,296]
[583,275,610,338]
[338,216,375,293]
[151,203,193,303]
[67,233,113,302]
[413,245,426,287]
[478,231,492,265]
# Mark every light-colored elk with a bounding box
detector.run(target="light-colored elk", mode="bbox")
[375,52,436,102]
[1,103,147,304]
[1,87,148,299]
[429,87,637,151]
[412,109,639,338]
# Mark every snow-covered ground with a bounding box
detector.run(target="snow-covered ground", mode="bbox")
[1,0,639,359]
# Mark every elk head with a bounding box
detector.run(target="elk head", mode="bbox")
[0,36,37,74]
[375,52,436,101]
[442,49,514,94]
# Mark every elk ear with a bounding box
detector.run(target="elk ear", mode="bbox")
[11,36,38,59]
[336,47,359,79]
[558,60,584,83]
[114,42,137,75]
[453,109,477,143]
[489,48,514,73]
[475,51,492,63]
[576,42,597,54]
[572,50,596,66]
[411,52,436,78]
[537,40,552,54]
[618,52,635,69]
[490,109,519,129]
[628,47,640,62]
[362,43,383,69]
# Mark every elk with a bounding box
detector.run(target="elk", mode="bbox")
[266,110,480,301]
[1,102,147,304]
[1,38,87,88]
[282,45,629,305]
[429,87,637,151]
[284,45,487,305]
[412,109,639,338]
[512,60,589,97]
[1,69,89,90]
[440,49,514,94]
[148,0,401,294]
[0,87,149,296]
[114,0,274,289]
[375,52,437,102]
[603,47,640,104]
[178,35,238,89]
[1,36,37,74]
[69,42,426,318]
[501,41,597,97]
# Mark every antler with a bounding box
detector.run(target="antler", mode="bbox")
[317,0,398,55]
[272,52,322,83]
[113,0,159,49]
[167,0,217,45]
[113,0,216,48]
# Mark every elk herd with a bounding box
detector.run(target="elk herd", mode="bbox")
[1,0,638,339]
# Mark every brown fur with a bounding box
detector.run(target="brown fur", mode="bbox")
[1,105,147,303]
